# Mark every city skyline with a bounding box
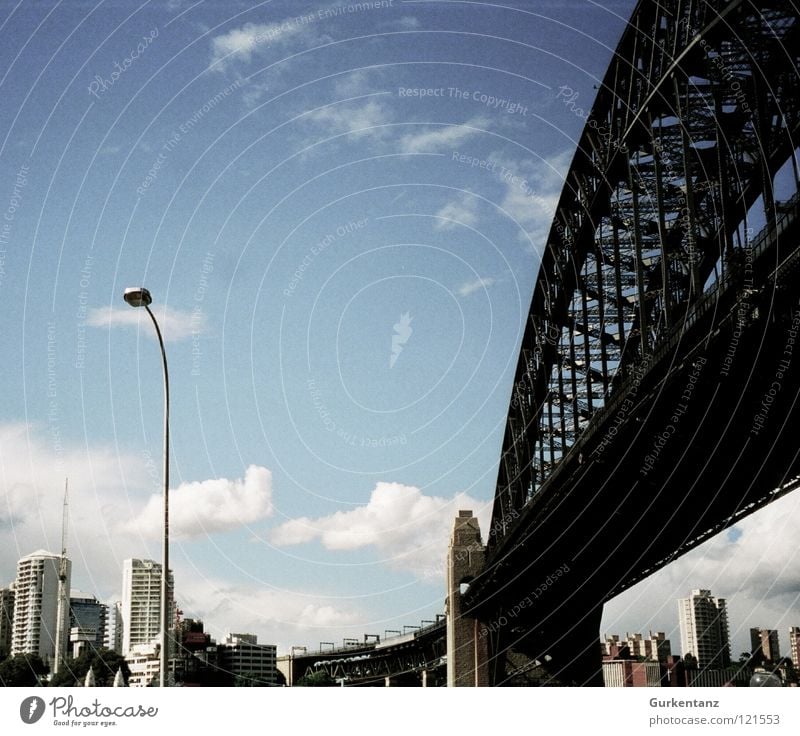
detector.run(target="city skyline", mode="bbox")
[1,0,799,664]
[3,539,799,662]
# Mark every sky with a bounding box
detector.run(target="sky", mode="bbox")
[1,0,799,661]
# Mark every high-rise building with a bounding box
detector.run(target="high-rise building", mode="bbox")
[69,592,108,658]
[121,558,173,656]
[788,627,800,668]
[0,586,15,658]
[749,628,780,665]
[678,589,731,670]
[10,550,71,667]
[105,601,123,654]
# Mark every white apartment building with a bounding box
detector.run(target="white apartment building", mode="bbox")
[11,550,71,667]
[121,558,173,656]
[105,601,123,654]
[678,589,731,670]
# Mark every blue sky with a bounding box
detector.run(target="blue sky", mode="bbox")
[1,0,798,659]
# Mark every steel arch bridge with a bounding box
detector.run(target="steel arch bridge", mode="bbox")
[460,0,800,685]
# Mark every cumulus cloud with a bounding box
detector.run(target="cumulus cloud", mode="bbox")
[434,192,481,230]
[0,423,370,652]
[177,576,369,652]
[0,423,153,591]
[86,305,207,343]
[399,117,489,154]
[122,465,273,539]
[457,276,496,297]
[270,482,490,580]
[0,424,277,597]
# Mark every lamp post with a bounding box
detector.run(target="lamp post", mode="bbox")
[123,287,170,688]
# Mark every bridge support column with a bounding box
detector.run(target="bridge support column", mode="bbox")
[542,601,604,686]
[446,510,489,686]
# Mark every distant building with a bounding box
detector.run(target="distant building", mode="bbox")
[176,618,211,653]
[11,550,71,667]
[678,589,731,670]
[171,619,228,686]
[126,643,161,687]
[220,633,277,686]
[789,627,800,669]
[750,628,780,665]
[602,632,673,687]
[121,559,173,656]
[105,601,123,654]
[603,659,662,687]
[662,655,690,687]
[0,586,15,658]
[689,666,751,687]
[69,592,107,658]
[603,632,671,662]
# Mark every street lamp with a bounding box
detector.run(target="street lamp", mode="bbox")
[124,286,170,688]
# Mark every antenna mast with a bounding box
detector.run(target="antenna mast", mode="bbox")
[54,479,69,675]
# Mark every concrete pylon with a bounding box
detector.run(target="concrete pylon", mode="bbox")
[446,510,489,686]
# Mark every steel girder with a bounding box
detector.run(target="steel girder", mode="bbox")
[489,0,800,549]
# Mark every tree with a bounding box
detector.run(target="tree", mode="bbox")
[49,648,130,687]
[234,671,273,687]
[738,651,754,666]
[295,670,337,687]
[0,654,48,686]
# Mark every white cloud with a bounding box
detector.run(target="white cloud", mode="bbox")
[396,16,421,29]
[603,491,800,656]
[305,98,391,139]
[332,70,376,98]
[0,424,275,595]
[0,423,152,592]
[434,192,481,230]
[86,305,207,343]
[177,576,368,652]
[492,150,570,249]
[399,117,490,154]
[241,81,271,109]
[270,482,490,581]
[0,423,372,653]
[457,277,496,297]
[122,465,273,539]
[209,20,310,70]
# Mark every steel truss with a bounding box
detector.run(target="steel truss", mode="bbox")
[490,0,800,548]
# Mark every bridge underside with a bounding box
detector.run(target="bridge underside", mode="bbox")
[464,0,800,686]
[473,217,800,684]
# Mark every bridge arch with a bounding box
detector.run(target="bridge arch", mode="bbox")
[467,0,800,686]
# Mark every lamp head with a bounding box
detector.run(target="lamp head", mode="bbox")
[123,287,153,308]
